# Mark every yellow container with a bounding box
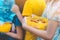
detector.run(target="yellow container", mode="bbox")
[0,22,12,32]
[25,16,48,40]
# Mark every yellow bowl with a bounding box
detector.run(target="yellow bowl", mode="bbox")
[0,22,12,32]
[26,16,48,30]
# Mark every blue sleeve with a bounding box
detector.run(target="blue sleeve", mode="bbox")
[12,16,22,26]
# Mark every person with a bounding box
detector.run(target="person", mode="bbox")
[14,0,60,40]
[22,0,46,40]
[0,0,23,40]
[13,0,46,40]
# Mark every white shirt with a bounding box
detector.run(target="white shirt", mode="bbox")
[42,1,60,40]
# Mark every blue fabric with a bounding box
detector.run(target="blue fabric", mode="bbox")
[0,0,15,24]
[12,16,22,26]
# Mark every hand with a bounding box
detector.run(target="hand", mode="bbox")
[22,18,28,28]
[11,4,20,13]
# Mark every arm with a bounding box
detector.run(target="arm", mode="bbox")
[5,26,23,40]
[11,4,23,23]
[5,5,23,40]
[22,19,58,40]
[5,16,23,40]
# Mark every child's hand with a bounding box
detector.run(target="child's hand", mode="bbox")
[22,17,28,28]
[11,4,20,14]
